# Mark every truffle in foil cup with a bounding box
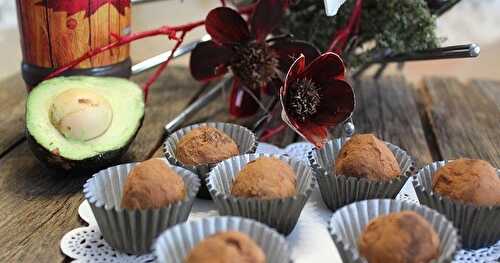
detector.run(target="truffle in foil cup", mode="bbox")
[207,153,315,235]
[329,199,460,263]
[308,137,415,211]
[83,158,200,254]
[164,122,257,199]
[413,160,500,249]
[153,216,290,263]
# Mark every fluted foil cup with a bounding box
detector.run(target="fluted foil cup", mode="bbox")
[153,216,289,263]
[329,199,460,263]
[308,137,415,211]
[413,160,500,249]
[164,122,257,199]
[207,153,315,235]
[83,158,200,254]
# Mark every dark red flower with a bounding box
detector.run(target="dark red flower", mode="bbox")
[280,52,355,148]
[190,1,320,117]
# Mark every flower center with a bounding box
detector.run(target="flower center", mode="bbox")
[287,78,321,122]
[230,42,278,89]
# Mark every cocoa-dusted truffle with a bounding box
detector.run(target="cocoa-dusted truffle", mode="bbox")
[185,231,265,263]
[121,159,186,209]
[231,157,296,199]
[335,133,401,181]
[433,159,500,206]
[175,127,239,165]
[358,211,440,263]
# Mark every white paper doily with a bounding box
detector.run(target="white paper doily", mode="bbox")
[61,142,500,263]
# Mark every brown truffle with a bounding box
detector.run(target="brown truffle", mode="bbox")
[175,127,239,165]
[358,211,440,263]
[335,133,401,181]
[432,159,500,206]
[184,231,265,263]
[231,157,296,199]
[121,159,186,209]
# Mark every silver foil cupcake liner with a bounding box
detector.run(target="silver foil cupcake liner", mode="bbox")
[163,122,257,199]
[308,137,416,211]
[413,160,500,249]
[153,216,290,263]
[83,158,201,254]
[207,153,316,235]
[329,199,460,263]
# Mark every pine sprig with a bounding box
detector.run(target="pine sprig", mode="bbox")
[282,0,440,68]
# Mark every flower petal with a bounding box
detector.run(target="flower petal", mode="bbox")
[315,79,355,126]
[190,41,233,81]
[302,52,346,85]
[280,54,305,99]
[298,122,329,148]
[251,0,288,42]
[229,78,261,117]
[279,54,305,133]
[206,7,251,45]
[281,109,328,148]
[270,40,320,73]
[324,0,347,16]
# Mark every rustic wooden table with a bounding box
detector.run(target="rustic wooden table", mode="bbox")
[0,67,498,262]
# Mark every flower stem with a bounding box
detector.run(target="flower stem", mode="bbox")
[239,84,271,115]
[45,6,255,100]
[327,0,363,53]
[44,21,203,80]
[143,31,187,100]
[260,124,286,141]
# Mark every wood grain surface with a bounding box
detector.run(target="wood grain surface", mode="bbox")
[347,77,434,166]
[422,77,500,166]
[0,68,498,261]
[0,67,203,262]
[0,74,27,157]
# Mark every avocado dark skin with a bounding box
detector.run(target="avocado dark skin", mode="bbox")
[26,117,143,174]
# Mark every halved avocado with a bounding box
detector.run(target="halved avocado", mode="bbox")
[26,76,145,173]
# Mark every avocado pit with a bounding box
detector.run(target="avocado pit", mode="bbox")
[49,88,113,141]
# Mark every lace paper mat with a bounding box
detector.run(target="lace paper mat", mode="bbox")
[60,142,500,263]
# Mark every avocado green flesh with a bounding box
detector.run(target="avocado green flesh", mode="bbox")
[26,76,145,161]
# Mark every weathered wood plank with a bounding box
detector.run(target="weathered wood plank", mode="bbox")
[4,68,490,262]
[124,67,204,161]
[158,76,433,154]
[348,77,433,166]
[0,143,85,262]
[156,76,433,156]
[181,84,235,126]
[0,67,203,262]
[0,74,27,157]
[422,78,500,166]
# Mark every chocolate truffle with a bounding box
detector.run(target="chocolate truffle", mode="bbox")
[185,231,265,263]
[231,157,296,199]
[432,159,500,206]
[121,159,186,209]
[335,133,401,181]
[175,127,239,165]
[358,211,440,263]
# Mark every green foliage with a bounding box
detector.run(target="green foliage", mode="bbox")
[282,0,440,67]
